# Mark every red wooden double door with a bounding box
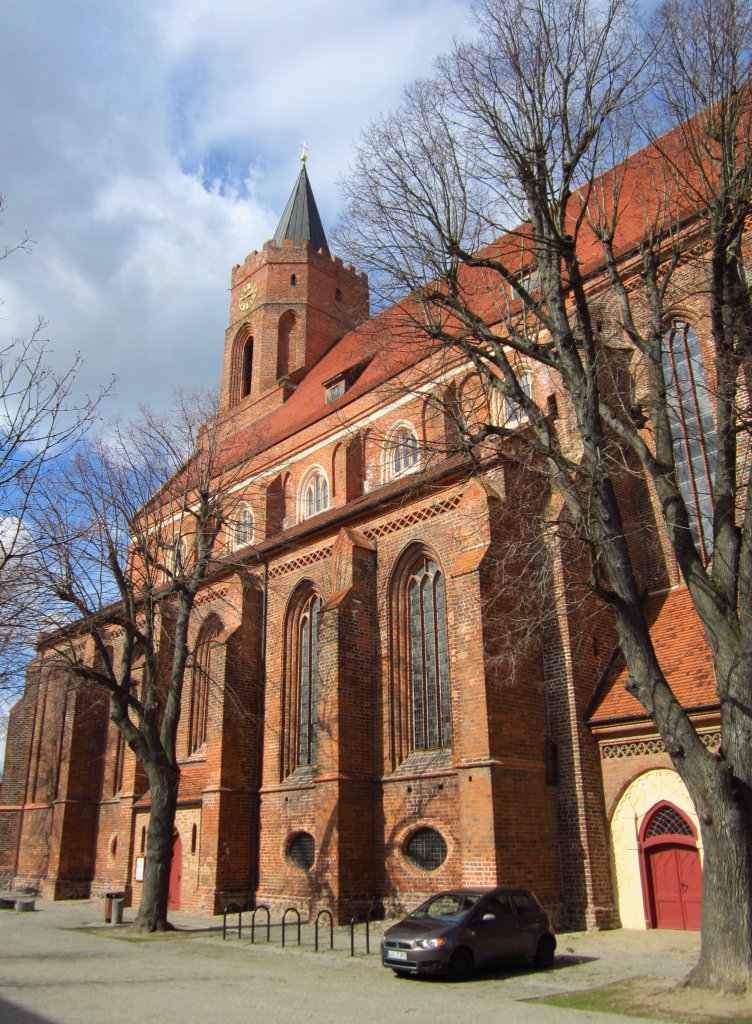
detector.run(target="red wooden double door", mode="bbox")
[641,802,702,930]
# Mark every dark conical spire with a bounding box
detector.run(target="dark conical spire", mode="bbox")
[273,158,329,253]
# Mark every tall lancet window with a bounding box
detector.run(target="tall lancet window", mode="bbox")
[662,321,717,561]
[241,337,253,398]
[283,588,322,776]
[408,557,451,751]
[297,593,321,766]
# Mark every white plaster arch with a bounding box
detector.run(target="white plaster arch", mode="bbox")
[610,768,702,929]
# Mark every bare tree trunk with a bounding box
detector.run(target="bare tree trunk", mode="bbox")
[132,763,179,933]
[691,790,752,992]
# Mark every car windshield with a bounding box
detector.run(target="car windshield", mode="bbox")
[409,892,481,922]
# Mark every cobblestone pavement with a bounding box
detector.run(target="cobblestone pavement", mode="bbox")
[0,899,704,1024]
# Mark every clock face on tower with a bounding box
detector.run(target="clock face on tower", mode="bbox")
[238,281,258,311]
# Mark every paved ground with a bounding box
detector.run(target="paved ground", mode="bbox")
[0,898,706,1024]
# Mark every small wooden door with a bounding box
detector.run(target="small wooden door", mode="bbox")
[168,832,182,909]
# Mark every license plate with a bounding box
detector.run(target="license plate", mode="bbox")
[387,950,408,961]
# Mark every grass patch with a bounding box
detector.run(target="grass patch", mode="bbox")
[534,977,752,1024]
[541,982,653,1018]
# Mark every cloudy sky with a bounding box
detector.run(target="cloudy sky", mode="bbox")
[0,0,472,419]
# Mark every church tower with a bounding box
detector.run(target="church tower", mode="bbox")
[220,159,370,424]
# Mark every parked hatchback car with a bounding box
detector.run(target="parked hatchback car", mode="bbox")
[380,887,556,981]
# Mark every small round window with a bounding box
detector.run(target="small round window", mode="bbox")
[287,832,315,870]
[404,828,447,871]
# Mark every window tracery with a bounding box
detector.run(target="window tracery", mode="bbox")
[408,557,451,750]
[230,503,254,550]
[645,804,694,839]
[384,424,420,482]
[390,549,452,765]
[404,827,447,870]
[299,469,329,521]
[282,588,322,776]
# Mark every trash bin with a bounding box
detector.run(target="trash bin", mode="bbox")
[104,891,124,923]
[111,897,124,925]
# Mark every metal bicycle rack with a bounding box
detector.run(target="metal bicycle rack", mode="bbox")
[281,906,301,948]
[314,908,334,952]
[217,902,382,956]
[349,905,383,957]
[222,903,243,940]
[250,904,271,943]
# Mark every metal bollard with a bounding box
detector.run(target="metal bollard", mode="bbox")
[111,897,124,925]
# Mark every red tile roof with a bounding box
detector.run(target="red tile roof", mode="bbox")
[225,119,715,463]
[588,587,717,724]
[224,305,436,463]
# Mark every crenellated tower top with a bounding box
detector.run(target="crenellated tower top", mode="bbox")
[219,162,369,424]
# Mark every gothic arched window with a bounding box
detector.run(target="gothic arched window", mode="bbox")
[408,557,451,751]
[241,336,254,398]
[188,619,220,755]
[384,424,419,481]
[662,320,717,561]
[390,550,452,764]
[493,369,533,427]
[165,535,188,581]
[231,503,254,550]
[300,470,329,521]
[283,589,322,775]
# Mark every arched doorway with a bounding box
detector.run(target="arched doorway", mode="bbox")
[640,802,701,930]
[168,831,182,910]
[610,768,703,929]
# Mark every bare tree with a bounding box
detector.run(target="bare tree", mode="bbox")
[338,0,752,993]
[28,390,262,931]
[0,195,110,691]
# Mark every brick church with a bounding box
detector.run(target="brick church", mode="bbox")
[0,154,718,932]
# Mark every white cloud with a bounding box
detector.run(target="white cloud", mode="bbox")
[0,0,472,418]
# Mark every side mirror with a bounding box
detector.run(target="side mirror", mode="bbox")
[482,912,496,921]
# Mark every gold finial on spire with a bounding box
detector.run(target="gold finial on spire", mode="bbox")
[301,141,308,163]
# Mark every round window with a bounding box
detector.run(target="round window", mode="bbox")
[404,827,447,870]
[287,832,315,870]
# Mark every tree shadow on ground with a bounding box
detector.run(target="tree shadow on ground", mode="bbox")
[0,995,57,1024]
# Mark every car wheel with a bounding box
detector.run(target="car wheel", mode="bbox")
[447,947,474,982]
[534,935,555,968]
